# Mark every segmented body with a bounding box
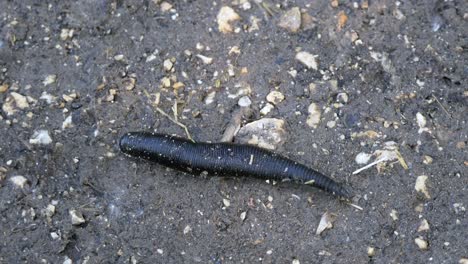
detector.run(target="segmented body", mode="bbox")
[119,132,352,198]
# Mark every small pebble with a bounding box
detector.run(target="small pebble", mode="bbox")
[292,260,300,264]
[367,247,375,257]
[70,210,86,225]
[223,198,231,207]
[43,75,57,86]
[217,6,240,33]
[240,211,247,221]
[306,103,321,128]
[423,155,433,165]
[238,96,251,107]
[326,120,336,128]
[355,152,372,164]
[183,225,192,234]
[260,103,274,116]
[414,237,428,250]
[296,51,318,70]
[278,7,302,33]
[62,115,73,130]
[29,130,53,145]
[415,175,430,199]
[266,91,285,105]
[163,59,173,71]
[418,219,430,232]
[10,176,28,188]
[114,54,125,61]
[390,209,398,221]
[336,93,348,103]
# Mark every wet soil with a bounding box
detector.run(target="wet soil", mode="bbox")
[0,0,467,263]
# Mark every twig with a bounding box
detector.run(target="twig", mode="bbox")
[155,107,195,142]
[432,94,451,119]
[142,88,194,142]
[347,203,363,211]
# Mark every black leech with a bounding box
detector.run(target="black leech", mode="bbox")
[119,132,353,198]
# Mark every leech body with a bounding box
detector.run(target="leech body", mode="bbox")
[119,132,352,198]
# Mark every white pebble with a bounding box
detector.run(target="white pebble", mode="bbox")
[29,130,53,145]
[238,96,251,107]
[10,176,28,188]
[260,103,274,116]
[414,237,428,250]
[295,51,318,70]
[355,152,372,164]
[70,210,86,225]
[223,198,230,207]
[417,219,430,232]
[415,175,430,199]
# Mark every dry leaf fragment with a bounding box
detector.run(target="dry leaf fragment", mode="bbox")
[337,11,348,31]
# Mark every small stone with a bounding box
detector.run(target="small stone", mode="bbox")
[44,204,56,219]
[163,59,173,71]
[296,51,318,70]
[367,247,375,257]
[236,118,286,150]
[423,155,433,165]
[415,175,430,199]
[355,152,372,164]
[331,0,339,7]
[62,115,73,130]
[29,130,53,145]
[278,7,302,33]
[50,232,59,239]
[160,1,172,12]
[418,219,430,232]
[301,13,316,31]
[10,176,28,188]
[217,6,241,33]
[11,92,30,109]
[63,256,72,264]
[40,92,57,104]
[292,260,300,264]
[223,198,231,207]
[196,54,213,65]
[306,103,321,128]
[157,249,163,255]
[336,93,349,103]
[0,83,8,93]
[414,237,428,250]
[60,28,74,40]
[204,91,216,105]
[238,96,251,107]
[266,91,285,105]
[161,77,171,88]
[183,225,192,234]
[326,120,336,128]
[459,258,468,264]
[260,103,274,116]
[70,210,86,225]
[390,209,398,221]
[240,211,247,221]
[123,77,136,91]
[416,112,429,134]
[456,141,466,149]
[172,82,185,91]
[114,54,125,61]
[266,250,273,255]
[43,75,57,86]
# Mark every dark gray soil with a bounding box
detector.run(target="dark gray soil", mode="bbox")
[1,1,467,263]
